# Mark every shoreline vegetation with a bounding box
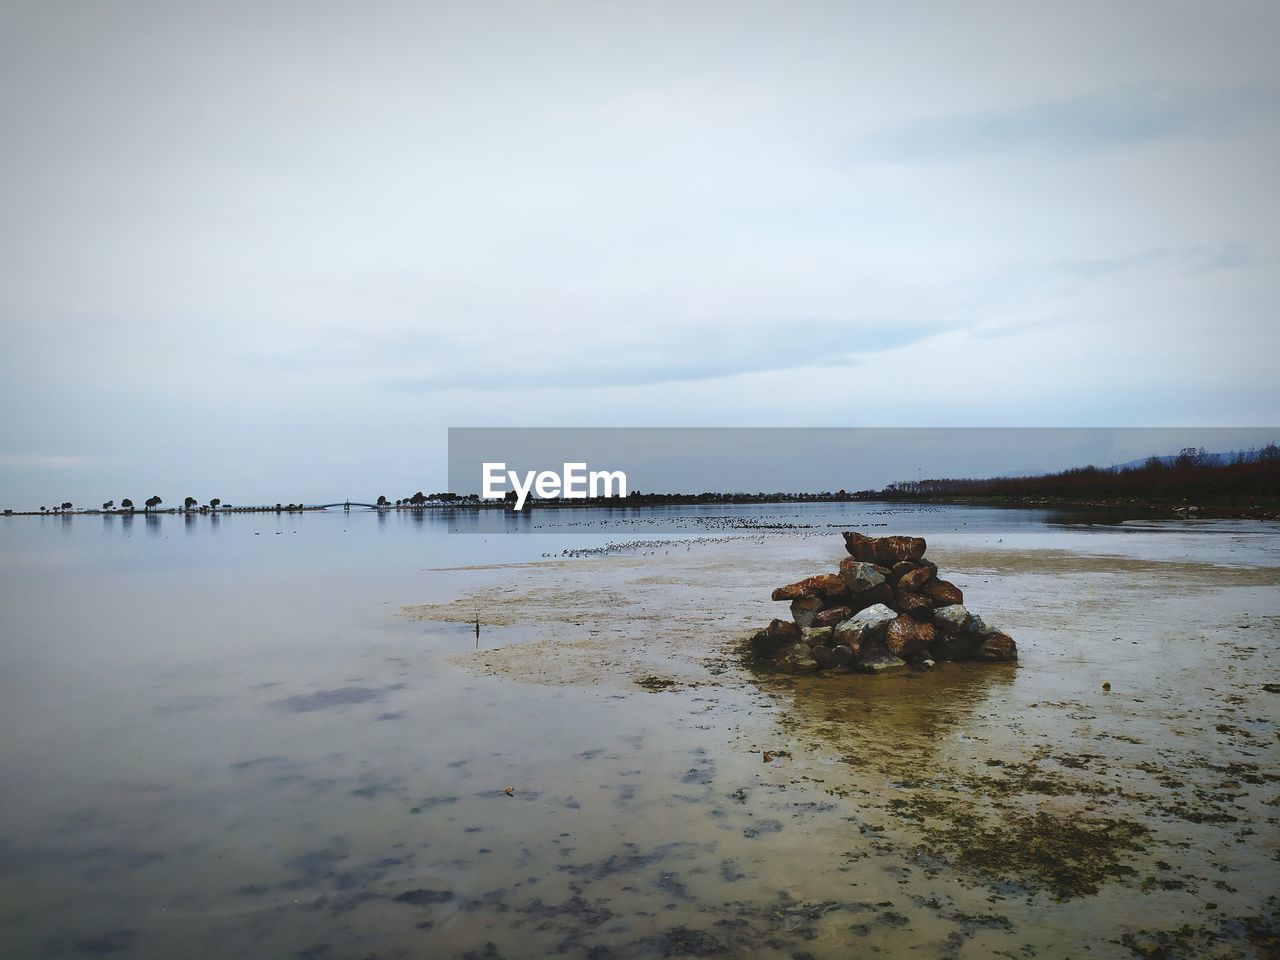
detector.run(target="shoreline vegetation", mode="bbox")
[6,444,1278,520]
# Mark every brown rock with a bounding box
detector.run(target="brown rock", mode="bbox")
[842,530,877,561]
[873,535,927,565]
[771,573,847,601]
[923,578,963,606]
[897,565,934,591]
[885,615,937,657]
[895,590,934,621]
[843,531,928,565]
[813,606,853,628]
[828,645,855,667]
[821,591,858,611]
[811,645,836,667]
[934,630,981,661]
[750,618,799,654]
[790,596,824,628]
[976,631,1017,661]
[851,582,894,611]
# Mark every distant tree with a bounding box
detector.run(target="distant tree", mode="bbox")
[102,500,113,510]
[145,495,162,511]
[40,506,47,513]
[409,491,428,506]
[61,501,73,511]
[210,498,221,510]
[376,495,389,506]
[121,498,134,511]
[184,496,197,511]
[1176,446,1207,469]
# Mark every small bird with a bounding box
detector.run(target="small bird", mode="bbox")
[1102,681,1111,692]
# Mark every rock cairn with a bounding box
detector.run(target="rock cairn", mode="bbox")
[749,531,1017,673]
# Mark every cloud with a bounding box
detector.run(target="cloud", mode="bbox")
[1053,249,1169,278]
[1180,242,1267,274]
[1047,242,1270,282]
[856,85,1279,164]
[0,454,93,469]
[969,315,1067,341]
[376,318,946,392]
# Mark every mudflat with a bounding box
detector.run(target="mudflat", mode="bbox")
[404,524,1280,958]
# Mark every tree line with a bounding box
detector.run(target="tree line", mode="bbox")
[35,496,228,513]
[876,445,1280,503]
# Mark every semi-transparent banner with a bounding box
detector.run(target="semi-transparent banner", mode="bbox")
[442,427,1278,530]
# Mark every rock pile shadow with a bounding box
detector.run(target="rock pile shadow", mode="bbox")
[749,531,1018,673]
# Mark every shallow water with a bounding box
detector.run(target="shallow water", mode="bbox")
[1,506,1277,958]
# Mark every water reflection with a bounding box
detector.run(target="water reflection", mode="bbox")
[766,664,1017,761]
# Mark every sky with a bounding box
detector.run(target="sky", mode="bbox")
[1,0,1278,506]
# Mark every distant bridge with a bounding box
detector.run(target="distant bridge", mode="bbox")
[314,502,384,510]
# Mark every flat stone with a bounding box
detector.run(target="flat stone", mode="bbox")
[839,558,887,594]
[844,532,927,565]
[857,648,909,674]
[771,574,848,602]
[933,604,972,632]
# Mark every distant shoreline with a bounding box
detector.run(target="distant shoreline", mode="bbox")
[7,494,1278,521]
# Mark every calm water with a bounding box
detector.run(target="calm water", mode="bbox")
[2,505,1276,959]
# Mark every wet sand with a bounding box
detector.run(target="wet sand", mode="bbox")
[400,526,1280,958]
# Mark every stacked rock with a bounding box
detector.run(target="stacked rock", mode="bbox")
[749,531,1017,673]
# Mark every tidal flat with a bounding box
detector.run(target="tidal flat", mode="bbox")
[1,508,1277,958]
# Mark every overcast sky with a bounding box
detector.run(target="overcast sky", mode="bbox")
[2,0,1277,505]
